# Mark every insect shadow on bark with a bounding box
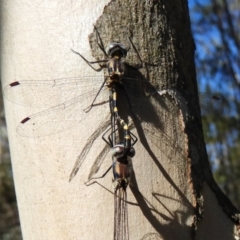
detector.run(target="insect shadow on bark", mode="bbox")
[69,25,187,191]
[68,21,193,239]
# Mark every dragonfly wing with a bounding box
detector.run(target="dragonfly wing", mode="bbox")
[16,88,109,137]
[121,79,184,159]
[3,76,105,108]
[69,119,110,181]
[114,189,129,240]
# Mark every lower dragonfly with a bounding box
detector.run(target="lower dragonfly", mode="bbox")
[86,109,137,240]
[106,88,138,240]
[112,136,136,240]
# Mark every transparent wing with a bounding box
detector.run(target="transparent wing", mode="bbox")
[69,119,110,182]
[121,78,222,158]
[4,73,221,139]
[15,88,108,137]
[114,189,129,240]
[3,76,106,108]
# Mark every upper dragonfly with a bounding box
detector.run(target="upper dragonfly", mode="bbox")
[3,42,142,137]
[3,40,221,157]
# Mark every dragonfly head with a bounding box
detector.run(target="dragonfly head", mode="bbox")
[106,42,128,58]
[112,143,135,158]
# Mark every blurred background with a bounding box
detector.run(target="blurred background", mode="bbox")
[0,0,239,239]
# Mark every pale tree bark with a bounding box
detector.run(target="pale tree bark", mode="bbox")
[2,1,240,240]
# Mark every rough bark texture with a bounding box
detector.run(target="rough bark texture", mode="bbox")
[87,0,240,239]
[2,0,239,239]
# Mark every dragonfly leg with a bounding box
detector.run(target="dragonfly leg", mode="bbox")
[94,25,108,57]
[71,49,108,71]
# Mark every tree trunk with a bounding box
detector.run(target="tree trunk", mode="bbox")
[2,0,239,240]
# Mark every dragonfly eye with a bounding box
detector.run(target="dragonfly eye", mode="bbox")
[112,144,125,156]
[106,42,128,58]
[127,147,135,158]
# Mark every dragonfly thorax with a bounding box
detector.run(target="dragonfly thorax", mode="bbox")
[107,57,125,79]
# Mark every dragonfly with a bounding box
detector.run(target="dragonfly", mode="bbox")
[1,35,161,176]
[108,124,137,240]
[85,105,137,240]
[112,140,136,240]
[3,36,222,180]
